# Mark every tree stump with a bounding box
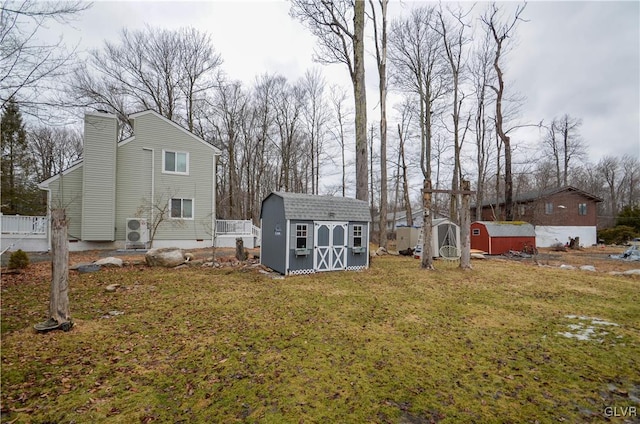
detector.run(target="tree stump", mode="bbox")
[36,208,72,332]
[235,238,248,261]
[50,209,71,323]
[459,180,472,270]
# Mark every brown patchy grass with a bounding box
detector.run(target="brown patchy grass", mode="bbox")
[1,249,639,423]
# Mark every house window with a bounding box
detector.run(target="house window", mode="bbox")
[472,229,480,236]
[578,203,587,215]
[163,150,189,174]
[518,204,525,216]
[545,202,553,215]
[296,224,308,249]
[170,198,193,219]
[353,225,363,247]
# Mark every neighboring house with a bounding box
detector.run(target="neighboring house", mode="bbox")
[471,186,603,247]
[374,208,448,233]
[260,192,370,275]
[38,110,221,251]
[471,221,536,255]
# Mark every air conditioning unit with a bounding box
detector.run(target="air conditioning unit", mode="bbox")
[126,218,149,248]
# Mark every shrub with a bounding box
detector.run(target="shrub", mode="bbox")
[597,225,637,245]
[616,205,640,232]
[8,249,29,269]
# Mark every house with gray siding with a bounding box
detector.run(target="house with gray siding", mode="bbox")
[38,110,221,251]
[260,192,370,275]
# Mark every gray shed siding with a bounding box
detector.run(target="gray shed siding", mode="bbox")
[347,221,369,268]
[261,192,370,275]
[114,112,217,243]
[260,195,287,274]
[82,113,117,240]
[287,220,314,272]
[47,165,84,240]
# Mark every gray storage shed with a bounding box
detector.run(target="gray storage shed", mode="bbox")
[260,192,371,275]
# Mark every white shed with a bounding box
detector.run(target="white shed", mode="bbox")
[413,218,461,258]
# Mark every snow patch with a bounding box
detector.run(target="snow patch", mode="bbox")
[558,315,619,342]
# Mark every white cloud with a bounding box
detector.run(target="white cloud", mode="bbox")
[50,0,640,165]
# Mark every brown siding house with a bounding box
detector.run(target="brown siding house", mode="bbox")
[472,186,603,247]
[473,186,602,226]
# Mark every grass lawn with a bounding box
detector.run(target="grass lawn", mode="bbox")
[1,255,639,423]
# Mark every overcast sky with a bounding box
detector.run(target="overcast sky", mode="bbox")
[59,0,639,167]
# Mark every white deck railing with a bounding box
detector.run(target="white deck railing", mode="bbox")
[216,219,261,246]
[0,215,261,245]
[1,214,48,235]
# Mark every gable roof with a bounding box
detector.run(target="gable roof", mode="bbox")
[38,159,84,189]
[263,192,371,222]
[39,110,220,188]
[124,110,221,154]
[475,221,535,237]
[475,185,603,208]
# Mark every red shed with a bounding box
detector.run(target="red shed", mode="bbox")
[471,221,536,255]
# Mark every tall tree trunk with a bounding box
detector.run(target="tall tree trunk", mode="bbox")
[354,0,368,202]
[421,180,434,269]
[459,180,472,270]
[49,209,70,324]
[398,124,413,227]
[370,0,389,248]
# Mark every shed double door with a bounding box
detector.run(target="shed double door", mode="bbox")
[314,222,348,271]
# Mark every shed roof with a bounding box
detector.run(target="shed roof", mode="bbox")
[263,192,371,222]
[475,221,535,237]
[474,185,603,208]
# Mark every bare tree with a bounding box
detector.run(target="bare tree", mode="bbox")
[436,4,472,224]
[135,190,185,248]
[28,126,82,182]
[620,154,640,207]
[389,5,446,268]
[394,98,415,227]
[597,155,621,224]
[270,76,307,192]
[301,68,330,194]
[542,114,586,187]
[369,0,389,248]
[0,0,90,114]
[69,25,221,130]
[249,73,281,218]
[208,78,248,218]
[481,2,527,221]
[469,25,495,220]
[328,84,352,197]
[290,0,368,201]
[176,27,223,132]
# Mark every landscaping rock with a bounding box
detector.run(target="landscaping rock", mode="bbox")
[76,264,101,273]
[579,265,596,272]
[608,269,640,276]
[145,248,185,267]
[559,264,575,270]
[70,262,95,270]
[95,257,123,267]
